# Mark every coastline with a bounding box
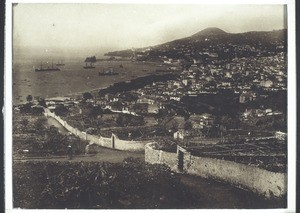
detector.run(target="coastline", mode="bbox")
[13,60,174,105]
[53,71,176,100]
[13,81,110,105]
[64,86,109,100]
[13,61,177,106]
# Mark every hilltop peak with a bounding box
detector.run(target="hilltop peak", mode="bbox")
[191,27,227,37]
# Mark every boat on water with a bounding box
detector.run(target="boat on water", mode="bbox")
[56,60,65,66]
[83,62,95,69]
[84,56,96,69]
[98,67,119,76]
[35,61,60,72]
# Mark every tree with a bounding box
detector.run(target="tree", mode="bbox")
[204,125,220,138]
[122,92,138,102]
[250,85,262,93]
[26,95,33,103]
[171,121,179,131]
[82,92,93,101]
[88,106,103,118]
[116,114,127,127]
[129,115,144,126]
[218,115,239,129]
[34,117,46,132]
[32,106,44,115]
[20,103,32,113]
[184,121,193,130]
[54,105,69,116]
[46,127,67,154]
[38,98,47,107]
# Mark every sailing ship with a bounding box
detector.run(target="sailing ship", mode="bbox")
[35,61,60,72]
[83,62,95,69]
[56,60,65,66]
[83,56,96,69]
[98,67,119,76]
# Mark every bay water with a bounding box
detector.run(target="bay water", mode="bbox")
[12,54,165,105]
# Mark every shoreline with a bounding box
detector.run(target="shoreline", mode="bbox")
[12,59,178,106]
[14,69,176,105]
[55,71,175,99]
[64,86,109,99]
[13,86,109,106]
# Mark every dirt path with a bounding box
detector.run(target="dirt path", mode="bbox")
[179,174,286,209]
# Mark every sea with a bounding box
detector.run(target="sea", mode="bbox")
[12,54,167,105]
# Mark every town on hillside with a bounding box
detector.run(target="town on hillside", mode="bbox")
[12,26,288,209]
[15,29,287,172]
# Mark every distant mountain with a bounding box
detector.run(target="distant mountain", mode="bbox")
[105,27,287,63]
[170,27,286,45]
[190,27,227,37]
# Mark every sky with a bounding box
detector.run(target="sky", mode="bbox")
[12,3,286,55]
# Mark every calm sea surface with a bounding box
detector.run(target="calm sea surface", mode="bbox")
[13,55,166,105]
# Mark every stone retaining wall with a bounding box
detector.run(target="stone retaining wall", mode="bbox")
[44,108,148,152]
[145,142,287,198]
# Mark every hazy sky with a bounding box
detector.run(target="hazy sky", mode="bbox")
[13,4,286,54]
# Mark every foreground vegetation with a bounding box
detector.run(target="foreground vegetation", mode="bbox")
[13,158,287,209]
[13,111,88,157]
[13,158,201,209]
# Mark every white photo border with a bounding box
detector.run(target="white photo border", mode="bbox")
[4,0,296,212]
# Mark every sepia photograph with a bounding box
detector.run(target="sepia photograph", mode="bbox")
[5,0,296,211]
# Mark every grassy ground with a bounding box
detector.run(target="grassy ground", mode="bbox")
[13,111,88,158]
[12,158,286,209]
[13,159,200,209]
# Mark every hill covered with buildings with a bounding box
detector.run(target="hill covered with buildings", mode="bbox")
[104,27,287,65]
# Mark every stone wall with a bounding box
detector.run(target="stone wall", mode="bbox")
[44,108,148,152]
[187,155,286,198]
[113,134,148,151]
[160,150,178,171]
[99,136,113,147]
[145,142,287,198]
[86,134,100,144]
[145,143,177,170]
[145,143,161,163]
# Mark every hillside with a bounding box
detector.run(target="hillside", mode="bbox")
[190,27,227,37]
[104,27,287,64]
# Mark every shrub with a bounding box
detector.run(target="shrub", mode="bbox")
[13,160,200,209]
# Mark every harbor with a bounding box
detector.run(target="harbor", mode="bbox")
[13,57,170,105]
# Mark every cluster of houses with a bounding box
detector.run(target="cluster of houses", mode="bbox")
[45,97,78,110]
[241,108,283,120]
[178,53,286,94]
[117,53,286,110]
[18,49,286,142]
